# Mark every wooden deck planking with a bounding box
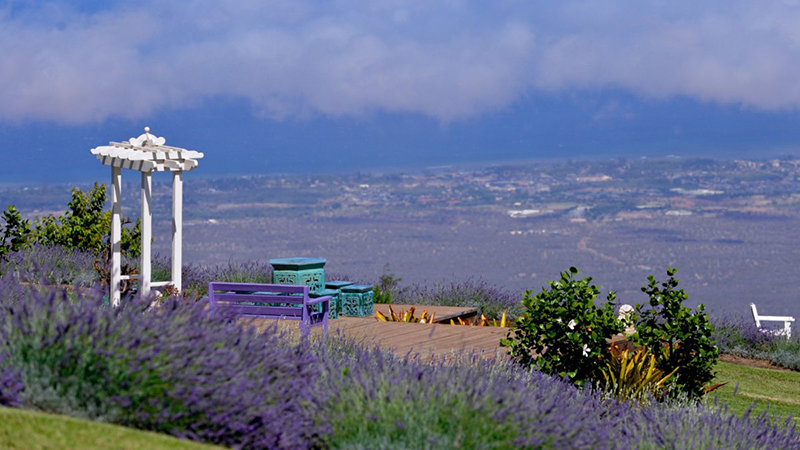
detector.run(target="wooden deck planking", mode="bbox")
[330,317,507,358]
[240,304,507,359]
[373,304,479,323]
[430,329,507,354]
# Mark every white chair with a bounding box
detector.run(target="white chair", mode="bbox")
[749,303,795,340]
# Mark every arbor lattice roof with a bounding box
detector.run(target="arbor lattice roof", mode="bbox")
[90,127,203,172]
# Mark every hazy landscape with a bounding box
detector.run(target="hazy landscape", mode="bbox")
[5,155,800,319]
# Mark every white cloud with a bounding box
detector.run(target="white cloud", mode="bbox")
[1,1,800,124]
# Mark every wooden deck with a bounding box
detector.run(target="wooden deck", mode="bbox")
[372,304,479,323]
[243,304,508,360]
[330,317,507,359]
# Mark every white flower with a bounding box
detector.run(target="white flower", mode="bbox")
[582,344,591,357]
[568,320,576,330]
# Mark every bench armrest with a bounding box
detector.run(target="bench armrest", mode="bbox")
[758,315,795,323]
[307,296,332,306]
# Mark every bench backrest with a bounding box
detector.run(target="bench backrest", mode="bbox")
[208,282,310,319]
[749,302,762,328]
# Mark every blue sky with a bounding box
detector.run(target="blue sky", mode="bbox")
[2,1,800,182]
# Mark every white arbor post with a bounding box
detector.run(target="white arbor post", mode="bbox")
[140,171,152,299]
[91,127,203,305]
[171,171,183,291]
[110,166,122,306]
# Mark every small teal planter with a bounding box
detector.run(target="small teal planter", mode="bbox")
[311,288,340,319]
[270,257,326,293]
[341,284,374,317]
[326,280,354,290]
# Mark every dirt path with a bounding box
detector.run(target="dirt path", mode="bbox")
[719,353,797,372]
[577,237,625,266]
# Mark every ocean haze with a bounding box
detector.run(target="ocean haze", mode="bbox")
[4,93,800,184]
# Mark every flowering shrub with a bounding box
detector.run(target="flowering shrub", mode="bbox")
[319,338,800,449]
[321,342,626,449]
[628,403,800,449]
[0,281,328,449]
[631,268,719,398]
[0,353,23,407]
[712,312,779,353]
[502,267,623,387]
[1,245,99,287]
[144,256,273,299]
[712,312,800,371]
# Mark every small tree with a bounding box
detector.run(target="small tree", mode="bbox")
[0,206,32,262]
[630,268,718,398]
[501,267,623,387]
[33,183,141,258]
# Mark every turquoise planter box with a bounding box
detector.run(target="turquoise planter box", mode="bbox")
[326,280,354,290]
[270,257,326,293]
[322,281,353,319]
[341,284,374,317]
[311,288,340,319]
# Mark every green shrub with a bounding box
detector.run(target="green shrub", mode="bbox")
[0,206,31,263]
[3,184,141,268]
[501,267,623,387]
[33,183,141,258]
[372,285,393,304]
[630,268,719,398]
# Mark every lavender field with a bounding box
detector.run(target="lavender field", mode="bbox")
[0,278,797,449]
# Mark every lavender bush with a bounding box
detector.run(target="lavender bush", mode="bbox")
[139,256,273,298]
[318,337,799,449]
[398,277,523,319]
[1,245,99,287]
[0,353,23,407]
[628,402,800,449]
[711,312,800,371]
[711,312,778,353]
[0,281,328,449]
[320,342,625,448]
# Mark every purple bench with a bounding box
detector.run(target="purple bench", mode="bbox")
[208,282,331,334]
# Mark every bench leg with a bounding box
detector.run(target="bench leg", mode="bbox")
[322,300,329,335]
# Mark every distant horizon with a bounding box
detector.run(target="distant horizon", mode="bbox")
[4,149,800,189]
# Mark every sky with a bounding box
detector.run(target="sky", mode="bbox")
[2,0,800,183]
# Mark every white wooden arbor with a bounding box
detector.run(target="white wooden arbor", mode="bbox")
[90,127,203,305]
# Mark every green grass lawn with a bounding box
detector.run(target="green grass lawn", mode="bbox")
[0,407,220,450]
[712,361,800,427]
